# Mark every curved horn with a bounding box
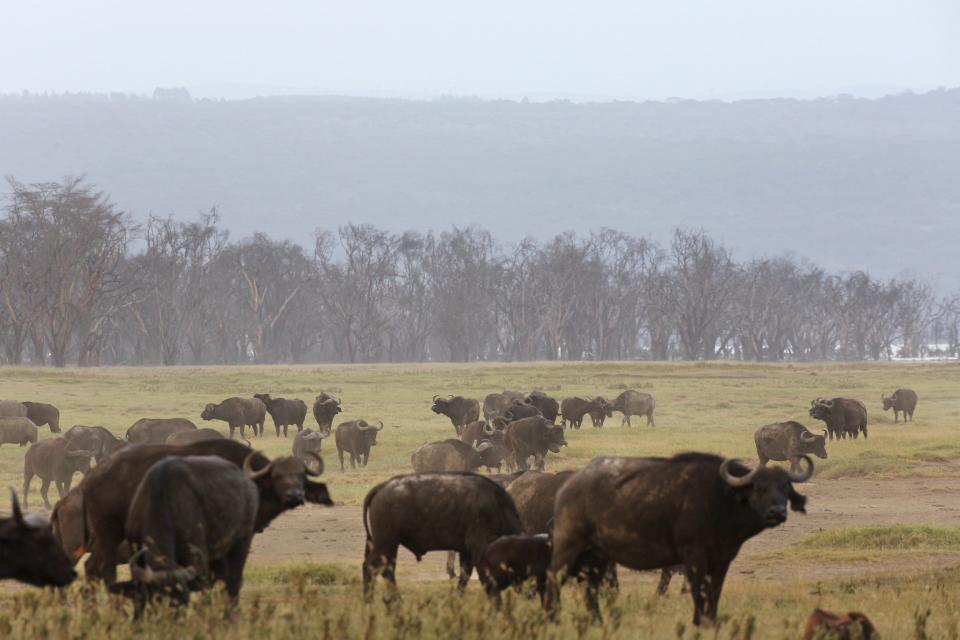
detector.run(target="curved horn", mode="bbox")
[305,452,324,476]
[799,430,816,443]
[375,419,384,431]
[719,458,762,488]
[356,420,370,431]
[243,451,273,481]
[10,489,23,525]
[786,455,814,483]
[823,399,835,408]
[482,422,495,435]
[139,564,198,585]
[432,395,440,402]
[473,440,492,453]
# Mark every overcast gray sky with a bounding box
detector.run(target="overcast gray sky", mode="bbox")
[2,0,958,100]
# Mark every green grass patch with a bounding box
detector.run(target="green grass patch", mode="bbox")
[802,525,960,552]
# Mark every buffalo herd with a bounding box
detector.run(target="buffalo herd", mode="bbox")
[0,383,918,630]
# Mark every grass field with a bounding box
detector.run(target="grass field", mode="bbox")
[1,360,959,638]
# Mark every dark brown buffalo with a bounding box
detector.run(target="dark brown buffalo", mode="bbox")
[503,399,542,422]
[560,397,610,430]
[809,397,868,440]
[166,427,226,445]
[22,401,61,433]
[525,391,559,423]
[201,396,266,439]
[80,439,332,585]
[588,395,614,427]
[128,418,198,444]
[362,472,522,597]
[0,417,38,447]
[411,439,499,473]
[755,421,828,472]
[312,393,342,433]
[292,428,329,473]
[461,420,498,446]
[110,455,259,617]
[64,425,126,462]
[504,416,567,471]
[0,492,77,587]
[882,388,918,423]
[254,394,308,437]
[479,534,551,606]
[431,395,480,435]
[803,609,877,640]
[335,419,383,471]
[506,470,575,534]
[611,390,656,427]
[23,437,95,509]
[482,391,525,422]
[545,452,812,624]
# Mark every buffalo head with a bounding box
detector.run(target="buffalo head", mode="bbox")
[798,429,828,459]
[201,403,216,421]
[719,456,812,527]
[357,419,384,446]
[881,393,896,411]
[243,451,333,508]
[0,491,77,587]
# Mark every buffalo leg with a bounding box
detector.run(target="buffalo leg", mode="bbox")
[656,567,674,596]
[704,562,730,622]
[275,423,281,438]
[223,539,252,605]
[337,448,345,472]
[456,553,473,593]
[363,543,398,601]
[647,412,655,427]
[446,551,457,579]
[40,478,52,510]
[22,470,33,509]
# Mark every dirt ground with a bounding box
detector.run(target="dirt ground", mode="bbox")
[249,476,960,585]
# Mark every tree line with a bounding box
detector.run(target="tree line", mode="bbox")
[1,177,955,367]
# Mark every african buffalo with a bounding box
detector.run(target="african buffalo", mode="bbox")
[503,400,542,422]
[431,395,480,435]
[80,439,332,585]
[0,492,77,587]
[23,437,95,509]
[560,397,611,430]
[479,534,552,606]
[201,396,265,439]
[22,401,61,433]
[64,425,126,462]
[293,428,329,473]
[254,394,308,437]
[588,396,614,427]
[882,388,918,423]
[809,397,868,440]
[755,421,827,472]
[335,419,383,471]
[545,452,812,624]
[128,418,197,445]
[0,417,38,447]
[411,439,499,474]
[506,470,575,534]
[166,428,226,446]
[525,391,559,423]
[482,391,525,422]
[110,455,260,617]
[362,472,522,597]
[611,390,655,427]
[0,400,27,418]
[803,608,877,640]
[504,416,567,471]
[312,393,342,433]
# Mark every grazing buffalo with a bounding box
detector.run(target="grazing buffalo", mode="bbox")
[588,396,614,427]
[110,455,259,617]
[755,421,828,473]
[80,439,332,585]
[482,391,525,422]
[254,394,308,437]
[0,417,38,447]
[0,492,77,587]
[362,472,522,597]
[431,395,480,435]
[810,398,868,440]
[166,428,226,446]
[292,428,329,473]
[545,452,812,624]
[611,390,655,427]
[0,400,28,418]
[411,439,500,474]
[127,418,198,445]
[312,393,342,433]
[335,419,383,471]
[64,425,126,462]
[803,609,877,640]
[504,416,567,471]
[560,397,611,430]
[503,400,542,422]
[480,534,552,606]
[525,391,560,423]
[201,397,266,439]
[506,470,575,534]
[22,402,61,433]
[23,438,95,509]
[882,388,918,423]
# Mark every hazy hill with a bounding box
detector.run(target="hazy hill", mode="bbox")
[2,90,959,287]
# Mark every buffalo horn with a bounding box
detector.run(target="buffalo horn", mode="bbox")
[823,399,834,407]
[482,422,495,435]
[374,419,384,431]
[718,458,762,488]
[799,430,816,443]
[305,452,324,476]
[432,395,439,402]
[243,451,273,481]
[786,455,814,483]
[474,440,492,453]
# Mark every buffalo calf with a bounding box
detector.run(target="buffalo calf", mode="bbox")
[803,608,877,640]
[479,534,551,605]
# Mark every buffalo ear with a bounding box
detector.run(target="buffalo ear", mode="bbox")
[305,481,334,506]
[788,487,807,513]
